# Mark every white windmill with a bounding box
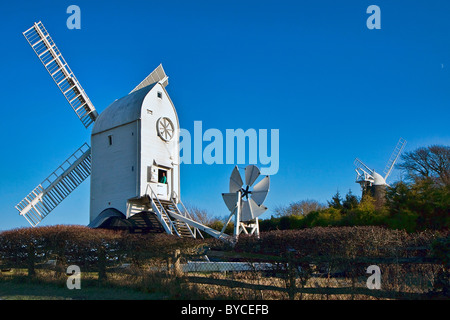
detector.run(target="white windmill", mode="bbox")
[14,21,230,241]
[354,138,407,207]
[220,165,270,239]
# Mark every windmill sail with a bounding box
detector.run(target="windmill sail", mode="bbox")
[15,143,92,227]
[383,138,407,179]
[241,198,267,221]
[251,175,270,206]
[354,158,374,174]
[23,22,98,128]
[229,166,244,193]
[130,64,169,94]
[245,165,260,187]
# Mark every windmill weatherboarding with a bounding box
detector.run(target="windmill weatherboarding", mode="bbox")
[15,21,232,242]
[354,138,407,208]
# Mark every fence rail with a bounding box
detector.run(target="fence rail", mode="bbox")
[185,275,432,300]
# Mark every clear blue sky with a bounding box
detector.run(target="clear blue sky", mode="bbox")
[1,0,449,231]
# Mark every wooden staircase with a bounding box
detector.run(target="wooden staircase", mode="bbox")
[160,200,195,238]
[126,185,232,242]
[127,211,165,234]
[152,199,196,238]
[127,193,200,238]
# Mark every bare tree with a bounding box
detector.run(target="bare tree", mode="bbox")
[184,204,214,225]
[396,145,450,186]
[274,199,326,217]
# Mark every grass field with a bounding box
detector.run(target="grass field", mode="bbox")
[1,265,441,300]
[0,269,168,300]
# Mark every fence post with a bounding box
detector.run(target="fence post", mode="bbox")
[173,249,182,278]
[98,245,107,282]
[27,241,36,278]
[431,236,450,297]
[286,249,297,300]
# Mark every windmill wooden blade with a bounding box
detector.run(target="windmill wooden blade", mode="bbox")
[241,198,267,221]
[229,166,243,193]
[222,192,239,212]
[383,138,407,180]
[130,64,169,94]
[251,175,270,206]
[249,198,268,220]
[241,200,251,221]
[245,165,260,187]
[354,158,374,174]
[23,22,98,128]
[15,143,92,227]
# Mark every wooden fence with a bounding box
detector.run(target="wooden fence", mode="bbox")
[176,249,446,300]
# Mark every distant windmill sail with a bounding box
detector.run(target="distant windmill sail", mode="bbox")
[23,22,98,128]
[354,158,374,174]
[354,138,407,203]
[130,64,169,94]
[383,138,407,179]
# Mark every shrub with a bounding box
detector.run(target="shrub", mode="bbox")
[0,225,206,279]
[431,235,450,295]
[235,226,448,261]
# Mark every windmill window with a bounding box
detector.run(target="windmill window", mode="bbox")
[108,135,113,146]
[158,169,167,184]
[157,91,163,99]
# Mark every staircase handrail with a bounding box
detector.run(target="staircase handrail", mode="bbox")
[145,184,180,237]
[170,198,204,239]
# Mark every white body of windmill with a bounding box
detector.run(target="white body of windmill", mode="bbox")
[15,21,228,240]
[354,138,407,207]
[221,165,270,240]
[89,69,180,221]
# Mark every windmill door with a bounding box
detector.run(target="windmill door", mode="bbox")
[148,165,171,201]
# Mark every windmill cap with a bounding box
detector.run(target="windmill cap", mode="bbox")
[91,84,156,135]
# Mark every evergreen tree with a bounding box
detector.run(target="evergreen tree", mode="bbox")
[328,190,343,210]
[342,190,359,213]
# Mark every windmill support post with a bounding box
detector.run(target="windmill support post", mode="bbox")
[234,190,242,239]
